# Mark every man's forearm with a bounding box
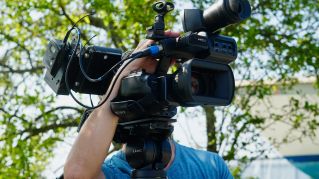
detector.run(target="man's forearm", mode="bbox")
[64,101,118,178]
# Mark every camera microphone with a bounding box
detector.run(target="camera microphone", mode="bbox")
[203,0,251,32]
[182,0,251,33]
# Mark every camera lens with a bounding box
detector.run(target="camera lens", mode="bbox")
[191,72,205,95]
[172,59,234,106]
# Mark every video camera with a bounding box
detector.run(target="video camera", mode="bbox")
[43,0,251,178]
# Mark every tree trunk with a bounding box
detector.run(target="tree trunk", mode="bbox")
[204,106,217,153]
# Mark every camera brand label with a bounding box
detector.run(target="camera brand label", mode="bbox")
[133,149,143,153]
[197,37,207,43]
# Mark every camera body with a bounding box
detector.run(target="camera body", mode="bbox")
[110,33,237,122]
[43,34,237,100]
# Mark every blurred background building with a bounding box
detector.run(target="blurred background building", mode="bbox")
[241,77,319,179]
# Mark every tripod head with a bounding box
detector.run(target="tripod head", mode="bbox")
[113,117,176,178]
[126,138,172,178]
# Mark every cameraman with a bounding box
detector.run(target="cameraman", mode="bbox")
[64,31,233,179]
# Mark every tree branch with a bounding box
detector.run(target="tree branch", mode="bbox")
[0,107,27,123]
[59,2,75,26]
[0,106,82,141]
[0,64,44,74]
[56,1,89,41]
[224,120,249,160]
[88,16,107,29]
[0,118,78,142]
[0,31,33,67]
[89,16,123,49]
[24,120,78,140]
[35,106,83,121]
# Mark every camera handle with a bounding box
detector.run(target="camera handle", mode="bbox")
[146,1,175,75]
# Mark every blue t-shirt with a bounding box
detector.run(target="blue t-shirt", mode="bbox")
[101,142,233,179]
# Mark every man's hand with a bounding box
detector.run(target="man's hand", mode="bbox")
[106,30,180,100]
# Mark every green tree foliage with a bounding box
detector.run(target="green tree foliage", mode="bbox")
[0,0,318,177]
